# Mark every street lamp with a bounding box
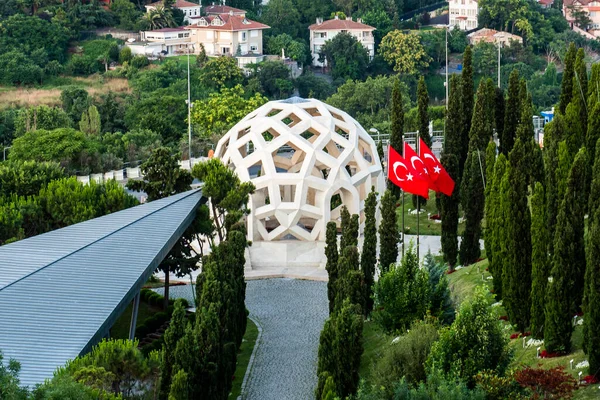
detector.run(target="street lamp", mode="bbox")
[369,127,380,143]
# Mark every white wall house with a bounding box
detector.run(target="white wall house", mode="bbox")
[145,0,201,24]
[449,0,479,30]
[130,27,193,56]
[308,16,375,67]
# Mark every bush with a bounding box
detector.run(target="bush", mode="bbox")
[45,60,64,77]
[119,47,132,64]
[130,55,149,69]
[370,320,439,395]
[513,366,578,399]
[67,55,99,76]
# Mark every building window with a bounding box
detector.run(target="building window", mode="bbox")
[251,30,259,38]
[212,17,224,26]
[197,18,208,26]
[222,47,230,55]
[194,9,197,15]
[241,31,247,41]
[250,45,258,52]
[314,32,327,38]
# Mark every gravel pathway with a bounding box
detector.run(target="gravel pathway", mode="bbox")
[153,279,329,400]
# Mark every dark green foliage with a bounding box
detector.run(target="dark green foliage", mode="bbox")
[15,106,72,137]
[543,115,566,256]
[483,141,496,266]
[584,207,600,378]
[445,75,462,158]
[160,300,187,400]
[530,182,549,339]
[502,139,532,333]
[316,299,363,399]
[545,148,588,354]
[335,246,363,312]
[559,43,576,115]
[125,93,187,146]
[488,155,508,297]
[378,189,399,274]
[168,369,188,400]
[426,287,511,388]
[417,76,431,148]
[468,78,495,152]
[320,32,369,80]
[565,97,586,158]
[0,351,28,400]
[494,86,505,140]
[377,140,384,163]
[459,152,485,266]
[501,69,520,155]
[325,221,339,314]
[390,78,404,197]
[588,102,600,166]
[440,153,459,267]
[361,188,378,317]
[0,160,64,198]
[339,206,352,252]
[373,245,429,333]
[574,48,588,131]
[423,252,455,324]
[459,46,474,175]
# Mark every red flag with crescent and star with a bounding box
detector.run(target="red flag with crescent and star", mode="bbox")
[387,145,429,198]
[403,142,438,192]
[418,138,455,196]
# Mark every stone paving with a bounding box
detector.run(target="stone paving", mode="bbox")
[153,279,329,400]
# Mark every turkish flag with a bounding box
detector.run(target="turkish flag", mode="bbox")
[418,138,455,196]
[403,142,438,192]
[387,145,429,198]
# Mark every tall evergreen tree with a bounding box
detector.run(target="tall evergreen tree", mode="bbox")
[584,207,600,378]
[390,78,404,198]
[335,246,363,311]
[588,101,600,166]
[530,182,549,339]
[559,43,577,115]
[360,188,378,317]
[417,76,431,148]
[565,79,586,157]
[545,148,589,354]
[556,141,571,207]
[588,63,600,106]
[459,45,474,175]
[494,86,505,140]
[574,48,588,130]
[515,92,535,184]
[502,139,532,333]
[459,152,485,265]
[468,79,494,153]
[325,221,339,314]
[489,155,508,298]
[440,75,462,268]
[544,115,566,256]
[501,69,520,155]
[160,299,188,400]
[483,141,496,267]
[378,189,399,273]
[339,206,351,252]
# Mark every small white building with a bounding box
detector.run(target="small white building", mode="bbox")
[145,0,201,24]
[308,16,375,67]
[130,27,193,57]
[449,0,479,30]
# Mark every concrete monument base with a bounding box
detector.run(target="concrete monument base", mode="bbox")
[247,241,327,269]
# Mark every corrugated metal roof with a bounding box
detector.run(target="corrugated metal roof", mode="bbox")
[0,189,204,388]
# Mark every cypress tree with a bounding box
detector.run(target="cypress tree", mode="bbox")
[545,148,588,354]
[377,140,384,163]
[530,182,549,339]
[502,69,520,155]
[589,139,600,221]
[440,75,462,268]
[335,246,363,311]
[468,78,495,153]
[544,115,566,256]
[587,62,600,108]
[559,43,577,115]
[339,206,351,252]
[160,299,188,400]
[378,189,399,273]
[390,78,404,198]
[483,141,496,267]
[494,86,505,139]
[574,48,588,131]
[459,152,484,266]
[530,138,545,186]
[502,139,532,333]
[325,221,339,314]
[588,101,600,166]
[360,188,378,316]
[459,45,474,175]
[556,141,571,207]
[489,154,508,298]
[168,369,189,400]
[565,99,585,157]
[417,76,431,148]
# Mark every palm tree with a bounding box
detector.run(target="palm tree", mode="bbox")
[144,5,176,30]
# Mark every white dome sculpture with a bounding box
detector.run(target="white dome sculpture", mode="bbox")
[215,97,384,242]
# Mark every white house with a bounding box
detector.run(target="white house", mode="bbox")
[308,16,375,67]
[130,27,193,56]
[145,0,201,24]
[449,0,479,30]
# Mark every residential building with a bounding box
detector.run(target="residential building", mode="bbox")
[131,27,193,56]
[563,0,600,36]
[145,0,201,24]
[538,0,554,9]
[308,16,375,67]
[204,4,246,16]
[467,28,523,45]
[449,0,478,30]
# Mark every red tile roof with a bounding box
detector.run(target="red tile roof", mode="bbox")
[148,27,187,32]
[186,14,269,32]
[204,5,245,15]
[147,0,200,7]
[308,18,375,31]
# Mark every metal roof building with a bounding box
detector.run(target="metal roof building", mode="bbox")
[0,189,204,388]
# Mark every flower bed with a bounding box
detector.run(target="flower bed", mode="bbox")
[582,375,599,384]
[539,350,561,358]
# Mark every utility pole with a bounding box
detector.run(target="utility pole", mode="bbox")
[497,41,501,88]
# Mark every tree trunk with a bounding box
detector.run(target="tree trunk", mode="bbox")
[212,201,223,242]
[164,265,170,310]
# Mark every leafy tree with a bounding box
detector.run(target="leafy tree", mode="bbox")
[568,5,592,29]
[254,60,291,99]
[321,32,369,80]
[459,151,484,266]
[159,299,188,400]
[502,139,532,333]
[426,287,510,388]
[501,69,520,155]
[0,160,64,198]
[79,105,101,136]
[9,128,87,169]
[325,221,339,314]
[373,244,430,333]
[144,5,176,29]
[361,188,377,317]
[0,51,43,86]
[559,43,576,115]
[545,148,588,354]
[459,46,474,176]
[417,76,431,148]
[111,0,141,30]
[261,0,302,38]
[199,56,244,89]
[96,91,126,134]
[378,189,399,274]
[0,351,28,400]
[472,41,497,76]
[530,182,548,339]
[267,34,309,63]
[60,87,91,124]
[15,106,72,136]
[295,72,335,99]
[380,30,431,74]
[190,85,268,137]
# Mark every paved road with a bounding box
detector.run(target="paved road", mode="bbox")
[154,279,329,400]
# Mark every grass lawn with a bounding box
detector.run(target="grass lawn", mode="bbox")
[152,55,197,67]
[110,301,163,340]
[395,191,465,236]
[229,318,259,399]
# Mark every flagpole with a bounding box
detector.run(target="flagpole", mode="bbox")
[416,132,420,260]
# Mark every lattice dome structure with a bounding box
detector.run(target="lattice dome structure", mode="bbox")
[215,97,384,242]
